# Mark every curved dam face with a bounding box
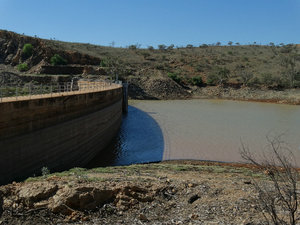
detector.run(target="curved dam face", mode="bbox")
[0,85,123,185]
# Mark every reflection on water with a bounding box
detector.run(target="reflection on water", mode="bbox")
[86,105,164,168]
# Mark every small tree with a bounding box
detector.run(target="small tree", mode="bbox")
[22,43,33,58]
[281,54,298,88]
[50,54,67,66]
[128,44,137,50]
[228,41,233,46]
[207,67,230,86]
[240,71,254,86]
[167,44,174,50]
[148,46,154,51]
[100,56,125,80]
[240,135,299,225]
[158,44,167,50]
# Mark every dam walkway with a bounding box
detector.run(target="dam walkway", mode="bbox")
[0,79,122,103]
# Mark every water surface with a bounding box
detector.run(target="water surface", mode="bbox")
[88,99,300,167]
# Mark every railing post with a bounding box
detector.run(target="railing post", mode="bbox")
[29,84,31,99]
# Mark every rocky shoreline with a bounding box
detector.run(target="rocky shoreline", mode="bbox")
[0,161,270,225]
[192,86,300,105]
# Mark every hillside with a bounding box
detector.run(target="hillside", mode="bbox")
[1,30,300,101]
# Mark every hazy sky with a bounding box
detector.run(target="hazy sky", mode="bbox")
[0,0,299,47]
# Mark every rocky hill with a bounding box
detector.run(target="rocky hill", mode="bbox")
[1,30,300,100]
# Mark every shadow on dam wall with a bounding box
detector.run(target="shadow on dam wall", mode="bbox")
[86,105,164,168]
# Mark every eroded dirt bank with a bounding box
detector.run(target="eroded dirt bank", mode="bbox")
[0,161,270,225]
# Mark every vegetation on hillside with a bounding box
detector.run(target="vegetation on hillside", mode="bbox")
[17,63,29,72]
[43,38,300,89]
[50,54,67,66]
[1,30,300,90]
[22,43,33,58]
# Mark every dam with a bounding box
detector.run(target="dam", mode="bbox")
[0,80,125,185]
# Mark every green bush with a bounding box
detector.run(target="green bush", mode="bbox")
[167,72,181,83]
[22,43,33,58]
[191,76,203,86]
[50,54,67,65]
[17,63,29,72]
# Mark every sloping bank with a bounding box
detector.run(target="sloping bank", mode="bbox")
[0,161,266,224]
[128,77,300,105]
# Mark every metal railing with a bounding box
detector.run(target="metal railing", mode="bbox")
[0,79,122,103]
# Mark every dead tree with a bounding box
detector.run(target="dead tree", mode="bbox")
[240,135,299,225]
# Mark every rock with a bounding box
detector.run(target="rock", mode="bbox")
[139,213,148,222]
[189,214,198,219]
[188,194,200,204]
[244,181,252,185]
[18,182,58,207]
[48,186,114,215]
[0,190,3,217]
[188,183,194,188]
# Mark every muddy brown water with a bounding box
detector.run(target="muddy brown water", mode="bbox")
[87,99,300,167]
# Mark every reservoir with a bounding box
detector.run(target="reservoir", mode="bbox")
[87,99,300,167]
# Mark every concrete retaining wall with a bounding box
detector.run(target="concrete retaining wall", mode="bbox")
[0,86,123,184]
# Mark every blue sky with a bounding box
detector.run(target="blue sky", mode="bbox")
[0,0,299,47]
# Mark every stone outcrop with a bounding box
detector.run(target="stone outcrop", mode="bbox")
[1,181,156,216]
[128,76,190,99]
[0,30,101,68]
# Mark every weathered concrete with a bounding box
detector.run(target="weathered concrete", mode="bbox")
[0,85,123,184]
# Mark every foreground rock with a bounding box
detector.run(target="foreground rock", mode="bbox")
[0,161,269,224]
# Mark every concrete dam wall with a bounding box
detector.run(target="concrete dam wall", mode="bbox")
[0,84,123,184]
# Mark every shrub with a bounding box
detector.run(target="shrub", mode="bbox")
[41,167,50,177]
[167,72,181,83]
[100,59,107,67]
[100,57,112,67]
[195,64,204,72]
[167,44,174,50]
[50,54,67,65]
[206,73,218,85]
[128,45,137,50]
[240,71,254,86]
[261,73,276,87]
[17,63,29,72]
[158,44,167,50]
[190,76,203,86]
[240,135,300,225]
[207,68,230,86]
[22,43,33,58]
